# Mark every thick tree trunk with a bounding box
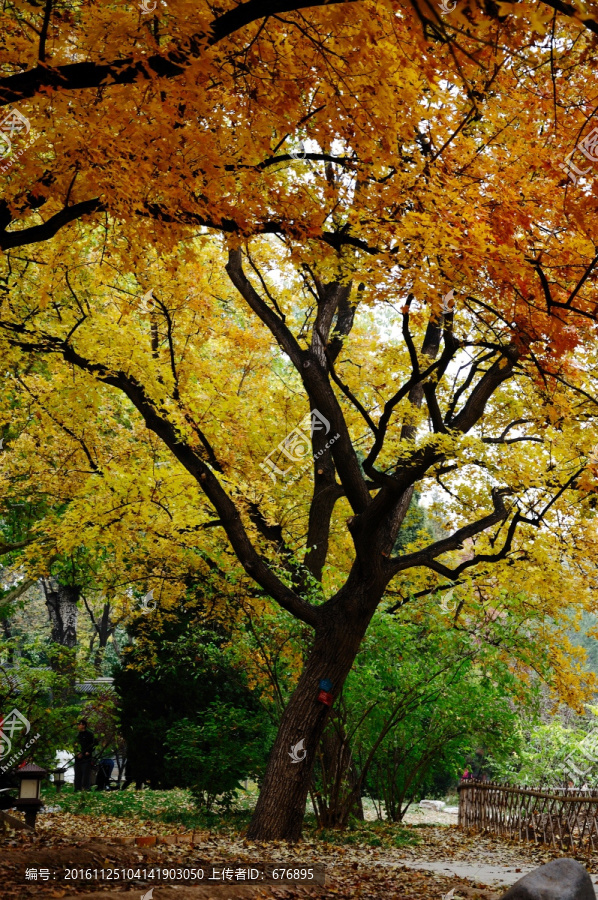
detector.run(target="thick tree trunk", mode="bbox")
[82,594,115,670]
[247,598,376,841]
[41,577,79,647]
[90,601,113,672]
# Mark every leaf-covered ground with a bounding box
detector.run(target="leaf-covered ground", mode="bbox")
[2,790,596,899]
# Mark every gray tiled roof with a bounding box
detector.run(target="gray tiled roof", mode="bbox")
[74,678,115,694]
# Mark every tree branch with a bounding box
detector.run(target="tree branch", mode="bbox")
[448,345,520,433]
[0,577,36,604]
[389,488,514,574]
[1,325,321,628]
[226,248,371,513]
[0,539,37,556]
[0,199,102,251]
[0,0,356,106]
[226,248,303,365]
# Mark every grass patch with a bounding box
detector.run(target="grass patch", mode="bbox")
[42,786,426,846]
[303,817,423,849]
[41,784,252,834]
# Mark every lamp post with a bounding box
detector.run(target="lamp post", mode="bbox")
[52,767,66,793]
[14,763,47,829]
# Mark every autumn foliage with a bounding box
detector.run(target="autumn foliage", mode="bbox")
[2,0,598,840]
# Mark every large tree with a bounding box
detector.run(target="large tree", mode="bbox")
[2,0,598,841]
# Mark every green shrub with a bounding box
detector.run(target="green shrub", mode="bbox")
[165,701,274,811]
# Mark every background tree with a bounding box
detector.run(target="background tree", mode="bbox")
[0,640,88,773]
[165,701,274,813]
[114,607,273,789]
[309,585,585,826]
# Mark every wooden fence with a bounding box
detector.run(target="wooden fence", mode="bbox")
[458,780,598,852]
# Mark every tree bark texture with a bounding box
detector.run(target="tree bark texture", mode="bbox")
[247,582,380,841]
[41,577,79,648]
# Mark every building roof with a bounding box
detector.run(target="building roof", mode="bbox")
[74,678,115,694]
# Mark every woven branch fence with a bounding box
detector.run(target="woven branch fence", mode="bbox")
[459,780,598,852]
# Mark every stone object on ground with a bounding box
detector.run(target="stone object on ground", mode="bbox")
[419,799,446,811]
[499,858,595,900]
[444,806,459,814]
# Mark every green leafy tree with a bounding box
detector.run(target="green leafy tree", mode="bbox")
[165,701,274,811]
[0,640,85,774]
[490,706,598,789]
[310,600,537,825]
[114,616,272,789]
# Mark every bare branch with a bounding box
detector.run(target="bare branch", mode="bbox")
[389,488,514,574]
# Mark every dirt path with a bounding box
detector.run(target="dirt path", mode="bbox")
[396,857,598,888]
[383,824,598,894]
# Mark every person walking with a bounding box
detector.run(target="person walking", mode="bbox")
[74,719,95,791]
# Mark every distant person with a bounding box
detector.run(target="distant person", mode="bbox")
[462,767,471,781]
[74,719,95,792]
